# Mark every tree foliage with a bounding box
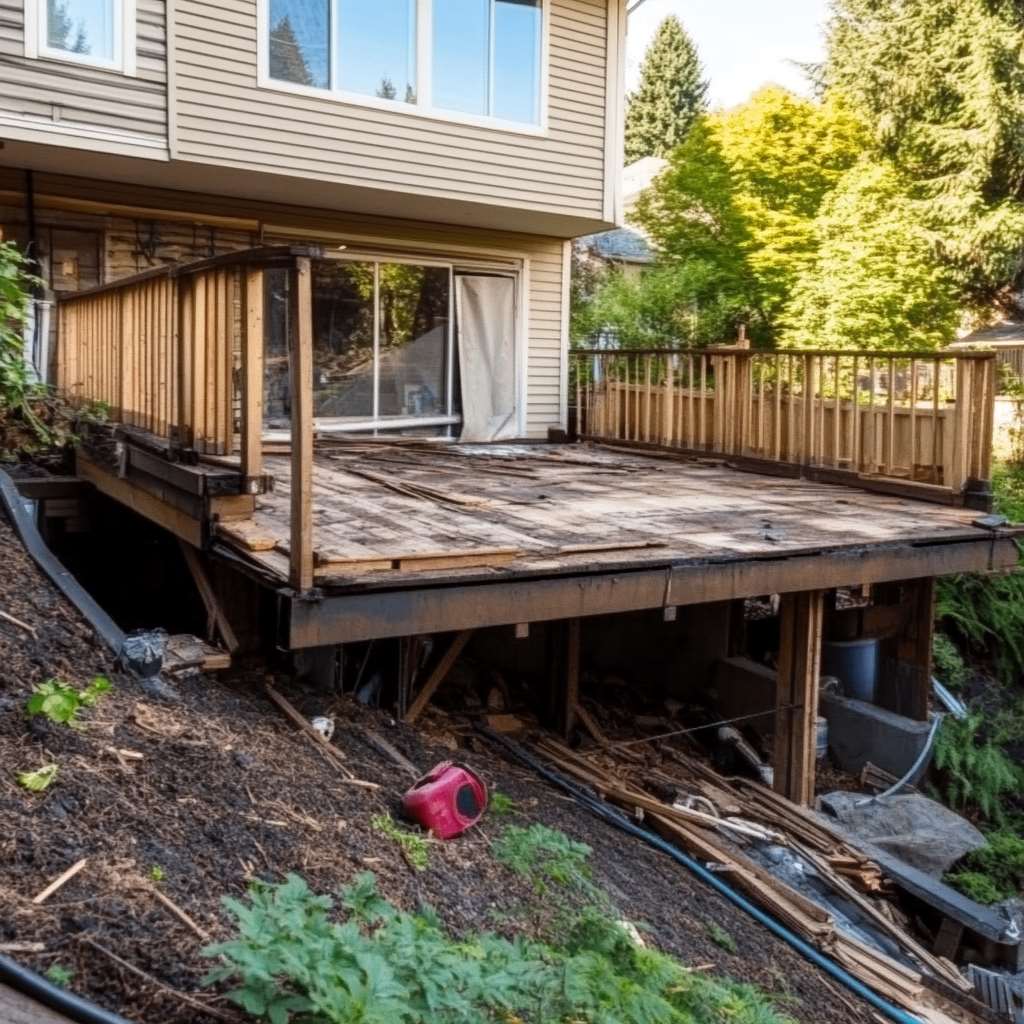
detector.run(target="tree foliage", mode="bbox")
[782,160,961,349]
[824,0,1024,307]
[624,16,708,163]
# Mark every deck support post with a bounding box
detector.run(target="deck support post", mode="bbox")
[241,268,264,492]
[289,257,315,593]
[774,590,824,806]
[559,617,581,740]
[902,577,935,723]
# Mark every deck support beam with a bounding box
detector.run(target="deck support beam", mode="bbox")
[289,257,314,593]
[241,268,265,492]
[774,590,824,807]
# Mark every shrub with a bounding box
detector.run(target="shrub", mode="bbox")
[946,831,1024,905]
[205,870,796,1024]
[932,633,970,690]
[933,715,1022,822]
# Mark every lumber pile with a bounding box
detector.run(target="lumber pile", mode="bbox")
[532,737,971,1013]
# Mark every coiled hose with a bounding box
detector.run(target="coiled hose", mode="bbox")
[478,727,925,1024]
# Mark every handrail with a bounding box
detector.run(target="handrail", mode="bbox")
[56,245,320,591]
[58,245,323,303]
[569,346,996,506]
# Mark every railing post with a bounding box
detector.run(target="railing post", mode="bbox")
[289,257,315,593]
[949,355,973,497]
[241,267,265,492]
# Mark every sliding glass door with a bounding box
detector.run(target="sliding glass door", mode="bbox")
[263,257,458,434]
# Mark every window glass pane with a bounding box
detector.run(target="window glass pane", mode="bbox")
[313,261,376,418]
[493,0,541,123]
[263,269,291,428]
[378,264,449,418]
[431,0,489,116]
[268,0,329,89]
[47,0,114,61]
[338,0,416,102]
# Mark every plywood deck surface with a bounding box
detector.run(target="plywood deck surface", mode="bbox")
[218,441,995,591]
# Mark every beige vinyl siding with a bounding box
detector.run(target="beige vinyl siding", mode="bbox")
[0,170,566,436]
[0,0,168,147]
[171,0,609,222]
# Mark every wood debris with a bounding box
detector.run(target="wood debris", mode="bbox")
[530,736,972,1012]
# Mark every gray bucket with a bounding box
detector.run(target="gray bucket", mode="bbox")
[821,638,880,703]
[815,716,829,761]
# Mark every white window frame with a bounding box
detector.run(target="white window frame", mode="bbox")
[24,0,137,75]
[257,0,549,136]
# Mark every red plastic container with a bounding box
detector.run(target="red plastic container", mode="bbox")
[402,761,488,840]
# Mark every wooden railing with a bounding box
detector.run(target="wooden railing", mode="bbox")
[57,246,320,591]
[570,347,997,504]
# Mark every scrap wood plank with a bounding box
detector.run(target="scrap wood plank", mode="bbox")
[217,520,278,553]
[178,541,240,653]
[404,629,475,724]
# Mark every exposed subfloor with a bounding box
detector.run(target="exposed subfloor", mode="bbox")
[216,440,997,588]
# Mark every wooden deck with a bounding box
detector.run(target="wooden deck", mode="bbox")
[213,440,1007,593]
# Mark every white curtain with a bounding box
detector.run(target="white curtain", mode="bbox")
[456,275,517,442]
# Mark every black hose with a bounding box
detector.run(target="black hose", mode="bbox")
[0,955,135,1024]
[0,467,124,653]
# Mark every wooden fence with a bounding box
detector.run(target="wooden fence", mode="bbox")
[570,347,997,504]
[57,246,319,591]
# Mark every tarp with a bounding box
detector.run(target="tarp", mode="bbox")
[456,275,517,442]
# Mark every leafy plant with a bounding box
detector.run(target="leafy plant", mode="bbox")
[25,676,112,727]
[150,865,166,884]
[932,633,970,690]
[946,831,1024,905]
[493,824,600,901]
[370,813,429,872]
[45,964,74,988]
[933,715,1022,822]
[205,869,796,1024]
[707,921,738,954]
[17,763,58,792]
[488,791,515,817]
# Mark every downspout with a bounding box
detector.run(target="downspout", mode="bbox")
[24,169,45,380]
[479,728,926,1024]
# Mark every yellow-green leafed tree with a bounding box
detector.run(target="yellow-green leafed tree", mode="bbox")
[781,161,961,351]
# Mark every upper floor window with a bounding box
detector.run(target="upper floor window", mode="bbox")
[24,0,136,73]
[264,0,544,129]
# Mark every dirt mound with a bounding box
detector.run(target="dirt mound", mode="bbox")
[0,512,871,1024]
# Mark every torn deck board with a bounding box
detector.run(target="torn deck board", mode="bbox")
[219,442,1009,590]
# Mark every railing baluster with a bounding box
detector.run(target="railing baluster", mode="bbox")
[909,358,918,481]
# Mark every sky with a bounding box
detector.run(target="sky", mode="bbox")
[625,0,831,110]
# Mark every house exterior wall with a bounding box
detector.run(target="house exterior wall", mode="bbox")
[169,0,616,223]
[0,0,168,153]
[0,170,567,436]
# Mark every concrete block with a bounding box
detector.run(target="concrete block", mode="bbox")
[821,692,932,778]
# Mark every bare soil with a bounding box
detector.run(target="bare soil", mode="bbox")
[0,511,874,1024]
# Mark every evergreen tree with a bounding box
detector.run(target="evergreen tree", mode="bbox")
[624,16,708,163]
[824,0,1024,307]
[269,16,314,87]
[47,0,73,50]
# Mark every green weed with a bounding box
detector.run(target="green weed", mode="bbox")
[150,865,166,884]
[45,964,73,988]
[205,846,796,1024]
[26,676,111,727]
[493,823,600,901]
[932,633,970,690]
[370,813,430,872]
[707,921,738,954]
[17,763,58,793]
[488,791,516,816]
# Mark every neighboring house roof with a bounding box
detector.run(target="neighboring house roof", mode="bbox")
[575,157,666,265]
[952,320,1024,347]
[583,227,654,265]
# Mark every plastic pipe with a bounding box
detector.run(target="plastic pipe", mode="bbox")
[0,955,136,1024]
[0,467,124,653]
[479,728,925,1024]
[858,713,944,807]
